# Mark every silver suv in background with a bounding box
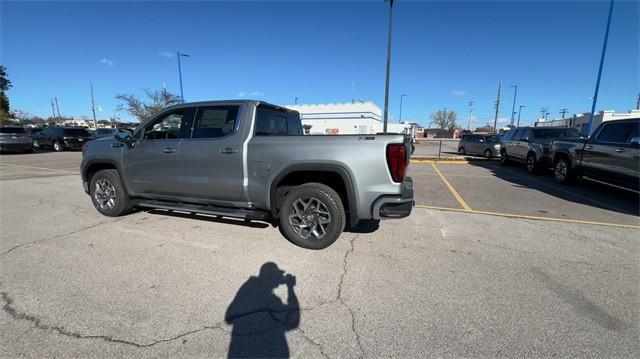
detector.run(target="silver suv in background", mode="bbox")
[0,126,33,153]
[500,127,582,174]
[457,134,501,158]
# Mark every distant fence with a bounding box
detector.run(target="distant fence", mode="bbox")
[412,139,461,159]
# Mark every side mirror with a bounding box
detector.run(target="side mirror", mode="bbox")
[114,133,134,147]
[478,139,484,143]
[630,136,640,148]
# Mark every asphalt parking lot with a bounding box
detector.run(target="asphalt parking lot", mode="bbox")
[1,152,639,358]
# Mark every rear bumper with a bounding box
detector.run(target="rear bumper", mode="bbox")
[372,177,414,220]
[0,142,33,151]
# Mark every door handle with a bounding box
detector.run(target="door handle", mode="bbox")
[111,143,124,148]
[615,148,624,153]
[162,147,176,154]
[584,145,593,150]
[220,147,239,154]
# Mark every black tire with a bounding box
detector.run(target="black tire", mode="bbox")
[483,149,492,159]
[526,153,539,174]
[500,149,510,165]
[278,183,346,249]
[458,147,466,155]
[53,141,64,152]
[23,148,33,154]
[89,169,132,217]
[553,157,574,184]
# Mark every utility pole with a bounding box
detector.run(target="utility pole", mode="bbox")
[493,80,502,132]
[467,100,474,130]
[176,52,190,103]
[636,93,639,110]
[587,0,615,134]
[90,82,98,130]
[382,0,394,133]
[559,108,568,119]
[51,99,56,122]
[399,94,406,123]
[54,97,61,124]
[517,105,525,127]
[352,81,356,104]
[509,85,518,126]
[294,97,299,105]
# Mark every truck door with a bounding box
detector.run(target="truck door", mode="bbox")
[581,121,638,186]
[122,107,195,195]
[176,105,245,202]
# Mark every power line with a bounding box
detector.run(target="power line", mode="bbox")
[559,108,568,118]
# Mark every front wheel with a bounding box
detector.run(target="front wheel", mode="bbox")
[500,150,510,165]
[484,149,492,159]
[458,147,466,155]
[90,169,132,217]
[53,141,64,152]
[278,183,346,249]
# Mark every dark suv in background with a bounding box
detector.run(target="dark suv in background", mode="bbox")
[500,127,582,173]
[0,126,33,153]
[458,134,502,158]
[33,127,93,151]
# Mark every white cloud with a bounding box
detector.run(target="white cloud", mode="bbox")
[450,90,465,96]
[250,91,264,96]
[100,58,114,66]
[157,50,175,58]
[237,92,246,97]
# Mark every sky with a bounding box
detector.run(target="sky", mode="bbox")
[1,0,638,128]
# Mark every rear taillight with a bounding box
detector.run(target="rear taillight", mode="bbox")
[386,144,407,183]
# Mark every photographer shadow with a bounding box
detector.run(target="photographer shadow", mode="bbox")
[225,262,299,358]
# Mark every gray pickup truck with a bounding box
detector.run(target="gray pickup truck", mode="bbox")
[550,118,639,192]
[81,100,414,249]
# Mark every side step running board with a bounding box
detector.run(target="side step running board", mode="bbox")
[136,200,271,221]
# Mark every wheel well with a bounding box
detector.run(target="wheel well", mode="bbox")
[273,170,349,220]
[527,150,537,159]
[85,163,117,184]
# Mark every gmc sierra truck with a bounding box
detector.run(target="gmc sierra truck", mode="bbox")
[81,100,414,249]
[550,118,639,193]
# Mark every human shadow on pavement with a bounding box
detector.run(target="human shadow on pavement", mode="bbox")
[225,262,299,358]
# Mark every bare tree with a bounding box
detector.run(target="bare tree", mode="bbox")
[430,110,457,132]
[116,88,181,123]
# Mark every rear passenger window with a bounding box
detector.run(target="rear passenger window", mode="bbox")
[255,105,302,136]
[597,122,636,143]
[192,106,239,139]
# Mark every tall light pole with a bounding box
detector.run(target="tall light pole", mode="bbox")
[177,51,190,103]
[493,80,502,132]
[517,105,525,127]
[467,100,474,130]
[399,94,406,123]
[382,0,394,133]
[587,0,614,134]
[509,85,518,126]
[295,97,299,105]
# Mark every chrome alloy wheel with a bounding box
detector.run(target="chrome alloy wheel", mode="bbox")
[288,197,332,240]
[527,155,536,172]
[94,179,116,210]
[555,160,568,182]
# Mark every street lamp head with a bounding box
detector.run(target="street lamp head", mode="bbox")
[178,52,190,57]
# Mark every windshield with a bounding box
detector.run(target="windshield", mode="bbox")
[533,128,581,139]
[0,127,26,134]
[63,128,91,137]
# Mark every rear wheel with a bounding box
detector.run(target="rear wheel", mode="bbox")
[554,157,574,184]
[483,149,492,159]
[526,153,538,174]
[278,183,345,249]
[500,149,510,165]
[90,169,132,217]
[458,147,466,155]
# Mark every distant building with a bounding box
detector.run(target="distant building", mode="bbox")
[283,101,410,135]
[534,109,640,134]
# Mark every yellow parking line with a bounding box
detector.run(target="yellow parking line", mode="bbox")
[0,163,79,174]
[415,204,640,230]
[412,159,469,164]
[430,163,472,211]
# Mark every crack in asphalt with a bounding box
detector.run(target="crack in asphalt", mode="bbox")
[0,218,127,257]
[1,233,365,357]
